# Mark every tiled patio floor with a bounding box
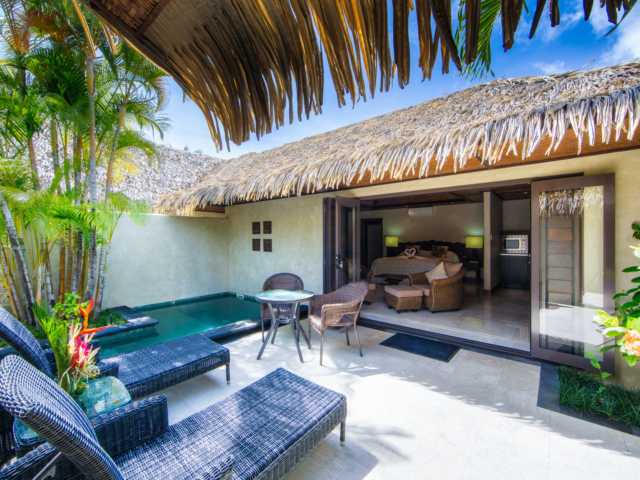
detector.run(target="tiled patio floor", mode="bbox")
[161,325,639,480]
[361,285,531,352]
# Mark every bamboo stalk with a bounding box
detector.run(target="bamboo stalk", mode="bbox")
[58,236,66,303]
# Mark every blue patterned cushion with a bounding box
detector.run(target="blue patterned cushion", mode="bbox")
[0,355,123,480]
[0,308,53,378]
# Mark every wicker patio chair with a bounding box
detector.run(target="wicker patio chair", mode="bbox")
[364,272,376,304]
[408,266,467,312]
[0,307,230,461]
[260,273,304,341]
[0,355,347,480]
[308,281,369,365]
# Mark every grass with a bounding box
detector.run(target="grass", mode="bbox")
[559,365,640,428]
[0,309,127,349]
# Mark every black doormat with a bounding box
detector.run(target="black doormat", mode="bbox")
[380,333,460,362]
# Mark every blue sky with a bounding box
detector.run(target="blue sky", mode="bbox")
[156,0,640,160]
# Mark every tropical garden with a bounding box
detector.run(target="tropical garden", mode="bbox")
[0,0,168,343]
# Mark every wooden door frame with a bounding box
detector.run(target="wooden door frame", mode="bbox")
[531,173,615,373]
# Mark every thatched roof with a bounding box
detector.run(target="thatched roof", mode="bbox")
[80,0,631,152]
[156,63,640,215]
[32,135,221,202]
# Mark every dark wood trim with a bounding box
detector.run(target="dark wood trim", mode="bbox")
[136,0,174,37]
[195,205,225,213]
[530,173,616,374]
[357,174,582,202]
[482,284,500,296]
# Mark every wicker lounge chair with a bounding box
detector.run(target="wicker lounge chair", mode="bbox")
[0,307,230,462]
[408,266,467,312]
[260,273,304,341]
[308,281,368,365]
[0,355,347,480]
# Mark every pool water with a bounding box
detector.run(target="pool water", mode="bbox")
[100,294,261,358]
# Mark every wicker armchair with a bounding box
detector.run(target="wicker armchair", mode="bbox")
[308,281,369,365]
[260,273,304,341]
[0,356,347,480]
[408,267,467,312]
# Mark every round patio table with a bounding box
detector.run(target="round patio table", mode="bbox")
[256,289,314,363]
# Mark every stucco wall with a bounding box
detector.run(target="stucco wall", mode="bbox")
[102,215,229,308]
[226,195,324,297]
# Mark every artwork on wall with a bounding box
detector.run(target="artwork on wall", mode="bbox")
[263,239,272,252]
[263,221,272,234]
[252,222,260,234]
[252,239,260,251]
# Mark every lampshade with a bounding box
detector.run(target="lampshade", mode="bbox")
[465,236,484,249]
[385,236,399,247]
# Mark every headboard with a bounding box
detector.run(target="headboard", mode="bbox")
[387,240,479,262]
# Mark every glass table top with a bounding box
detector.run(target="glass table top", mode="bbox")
[14,376,132,444]
[256,289,314,303]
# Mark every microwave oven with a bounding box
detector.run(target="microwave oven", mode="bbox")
[500,235,529,255]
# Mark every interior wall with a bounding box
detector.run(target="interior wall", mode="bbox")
[361,202,484,256]
[102,215,230,308]
[503,199,531,232]
[483,192,503,292]
[226,195,324,297]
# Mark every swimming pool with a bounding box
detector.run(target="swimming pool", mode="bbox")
[99,293,261,358]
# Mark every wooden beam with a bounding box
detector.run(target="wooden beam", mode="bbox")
[136,0,174,37]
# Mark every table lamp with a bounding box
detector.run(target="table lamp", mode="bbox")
[385,236,399,248]
[465,236,483,261]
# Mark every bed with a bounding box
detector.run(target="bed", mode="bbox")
[370,240,471,285]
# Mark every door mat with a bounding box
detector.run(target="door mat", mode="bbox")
[380,333,460,362]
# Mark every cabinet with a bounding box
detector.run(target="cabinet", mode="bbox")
[500,255,530,290]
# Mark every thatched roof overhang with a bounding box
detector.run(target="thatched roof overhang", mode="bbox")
[155,64,640,215]
[79,0,633,153]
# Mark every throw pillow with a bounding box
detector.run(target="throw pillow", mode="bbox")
[426,262,449,283]
[431,245,449,258]
[444,262,463,277]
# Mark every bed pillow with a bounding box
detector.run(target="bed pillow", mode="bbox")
[431,245,449,258]
[445,250,460,262]
[417,249,432,258]
[444,262,463,277]
[426,262,449,283]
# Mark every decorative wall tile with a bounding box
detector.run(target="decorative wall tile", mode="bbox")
[263,221,272,234]
[252,239,260,251]
[263,239,272,252]
[252,222,261,234]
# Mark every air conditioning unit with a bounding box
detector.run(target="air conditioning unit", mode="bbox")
[408,207,434,216]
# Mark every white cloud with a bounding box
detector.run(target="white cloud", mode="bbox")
[604,9,640,64]
[533,60,567,74]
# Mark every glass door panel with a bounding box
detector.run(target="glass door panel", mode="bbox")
[323,197,360,293]
[531,174,615,372]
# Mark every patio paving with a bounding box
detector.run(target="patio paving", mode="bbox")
[159,325,640,480]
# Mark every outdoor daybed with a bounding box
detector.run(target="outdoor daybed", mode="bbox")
[0,308,230,462]
[0,356,347,480]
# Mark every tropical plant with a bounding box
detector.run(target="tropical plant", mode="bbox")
[590,224,640,379]
[455,0,637,79]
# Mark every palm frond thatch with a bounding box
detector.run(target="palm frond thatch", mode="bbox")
[81,0,634,152]
[156,63,640,215]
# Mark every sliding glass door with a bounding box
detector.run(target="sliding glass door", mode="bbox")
[531,174,615,372]
[323,197,361,293]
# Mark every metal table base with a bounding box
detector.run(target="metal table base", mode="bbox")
[257,302,310,363]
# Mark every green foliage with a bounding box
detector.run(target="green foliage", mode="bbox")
[559,365,640,428]
[53,292,83,322]
[92,309,126,327]
[455,0,502,80]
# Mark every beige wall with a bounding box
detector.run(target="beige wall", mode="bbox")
[226,195,324,297]
[503,199,531,231]
[102,215,230,308]
[361,203,484,256]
